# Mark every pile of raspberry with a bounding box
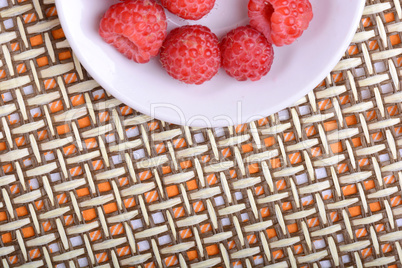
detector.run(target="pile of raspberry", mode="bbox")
[99,0,313,85]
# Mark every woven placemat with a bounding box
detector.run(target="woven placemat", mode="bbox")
[1,0,402,267]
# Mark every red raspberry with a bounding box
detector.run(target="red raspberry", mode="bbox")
[248,0,313,46]
[161,0,216,20]
[99,0,167,63]
[160,25,220,85]
[220,26,274,81]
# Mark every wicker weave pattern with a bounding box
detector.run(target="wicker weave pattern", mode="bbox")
[0,0,402,267]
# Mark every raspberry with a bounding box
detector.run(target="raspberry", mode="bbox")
[161,0,216,20]
[248,0,313,46]
[160,25,220,85]
[220,26,274,81]
[99,0,167,63]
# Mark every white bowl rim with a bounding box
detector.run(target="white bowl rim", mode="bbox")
[55,0,365,127]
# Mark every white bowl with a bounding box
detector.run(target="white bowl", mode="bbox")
[56,0,365,127]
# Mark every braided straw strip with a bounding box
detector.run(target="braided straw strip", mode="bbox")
[0,0,402,267]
